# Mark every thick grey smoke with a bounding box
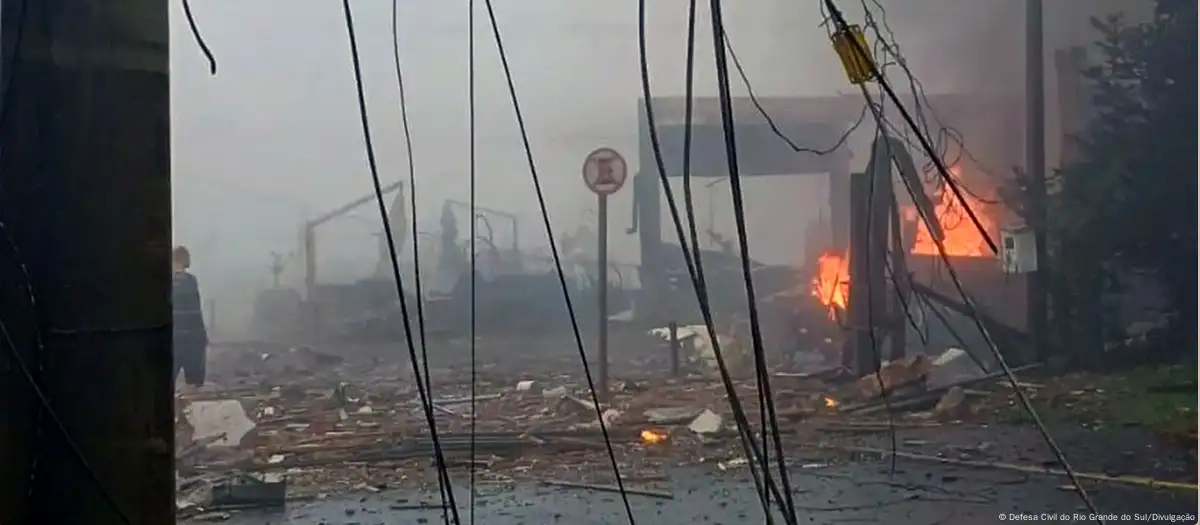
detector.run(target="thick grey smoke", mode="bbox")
[169,0,1148,336]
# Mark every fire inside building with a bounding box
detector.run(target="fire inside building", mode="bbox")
[629,94,1030,376]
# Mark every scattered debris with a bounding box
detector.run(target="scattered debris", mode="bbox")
[332,382,363,405]
[541,479,674,499]
[179,340,1051,505]
[716,457,748,471]
[821,444,1199,492]
[211,473,287,509]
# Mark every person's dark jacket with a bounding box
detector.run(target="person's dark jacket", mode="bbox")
[173,271,209,351]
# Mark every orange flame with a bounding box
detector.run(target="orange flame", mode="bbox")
[823,395,839,408]
[640,429,668,445]
[909,167,998,258]
[810,252,849,320]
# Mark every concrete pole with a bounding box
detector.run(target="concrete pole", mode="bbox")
[0,1,174,523]
[1025,0,1049,363]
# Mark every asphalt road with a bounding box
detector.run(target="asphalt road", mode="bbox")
[196,341,1196,525]
[185,457,1196,525]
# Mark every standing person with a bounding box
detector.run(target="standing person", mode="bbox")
[173,246,209,392]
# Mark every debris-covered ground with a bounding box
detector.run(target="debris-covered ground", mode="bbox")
[184,458,1196,525]
[176,334,1197,522]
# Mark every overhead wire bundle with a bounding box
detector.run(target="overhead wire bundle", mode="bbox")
[838,1,1011,371]
[818,0,1001,355]
[638,0,805,522]
[819,0,1105,520]
[848,0,1002,195]
[340,1,460,523]
[348,3,639,524]
[705,2,803,524]
[387,1,457,523]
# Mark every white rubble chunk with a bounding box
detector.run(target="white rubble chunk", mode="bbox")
[184,399,256,448]
[688,409,723,435]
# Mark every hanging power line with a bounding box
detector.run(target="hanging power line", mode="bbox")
[388,2,455,523]
[723,34,870,157]
[180,0,217,75]
[465,0,481,521]
[478,0,638,522]
[339,1,460,523]
[705,3,801,522]
[637,0,792,520]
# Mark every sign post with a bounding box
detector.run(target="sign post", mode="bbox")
[581,147,627,401]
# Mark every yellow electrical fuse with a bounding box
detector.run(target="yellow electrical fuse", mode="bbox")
[830,24,877,85]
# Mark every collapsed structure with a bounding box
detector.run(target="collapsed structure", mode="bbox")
[630,94,1028,375]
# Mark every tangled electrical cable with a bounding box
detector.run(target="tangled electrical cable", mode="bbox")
[723,35,870,157]
[477,0,638,522]
[706,3,803,523]
[852,0,1010,206]
[824,9,998,256]
[637,0,794,522]
[339,2,461,523]
[821,0,1103,520]
[720,11,911,495]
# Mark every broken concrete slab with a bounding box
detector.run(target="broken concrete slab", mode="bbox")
[184,400,256,448]
[644,407,701,425]
[687,409,723,435]
[542,386,568,400]
[928,348,985,389]
[932,386,968,420]
[855,354,933,400]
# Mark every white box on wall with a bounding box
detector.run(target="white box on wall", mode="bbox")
[999,227,1038,274]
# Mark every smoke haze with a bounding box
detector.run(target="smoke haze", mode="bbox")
[169,0,1146,335]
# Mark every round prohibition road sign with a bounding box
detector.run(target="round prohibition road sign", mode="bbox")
[581,147,627,196]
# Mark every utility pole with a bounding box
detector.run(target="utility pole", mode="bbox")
[1025,0,1049,364]
[0,2,174,524]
